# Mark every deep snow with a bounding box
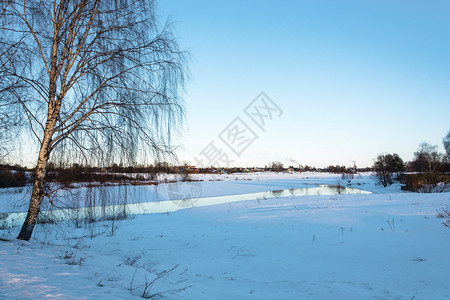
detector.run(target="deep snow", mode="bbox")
[1,172,449,299]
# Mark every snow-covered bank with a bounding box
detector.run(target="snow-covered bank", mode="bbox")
[1,174,449,299]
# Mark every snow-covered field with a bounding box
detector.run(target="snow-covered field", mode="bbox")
[1,172,449,299]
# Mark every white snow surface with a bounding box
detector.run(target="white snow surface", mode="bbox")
[1,172,449,299]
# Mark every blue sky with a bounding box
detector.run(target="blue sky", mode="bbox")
[159,0,450,168]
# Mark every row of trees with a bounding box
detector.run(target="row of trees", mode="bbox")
[374,130,450,190]
[326,165,354,174]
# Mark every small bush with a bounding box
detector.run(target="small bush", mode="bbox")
[57,251,85,266]
[130,265,189,299]
[437,206,450,228]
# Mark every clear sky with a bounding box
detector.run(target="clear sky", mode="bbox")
[159,0,449,168]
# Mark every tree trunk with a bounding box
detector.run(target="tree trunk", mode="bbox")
[17,128,53,241]
[17,19,61,240]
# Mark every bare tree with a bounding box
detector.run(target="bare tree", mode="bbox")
[373,154,393,187]
[444,130,450,158]
[373,153,404,187]
[270,161,284,172]
[0,0,187,240]
[410,143,447,192]
[443,130,450,173]
[411,143,444,174]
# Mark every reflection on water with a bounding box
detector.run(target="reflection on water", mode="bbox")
[0,184,371,229]
[265,185,366,198]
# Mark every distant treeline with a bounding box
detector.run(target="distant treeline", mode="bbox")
[0,164,28,188]
[2,157,447,189]
[0,162,371,188]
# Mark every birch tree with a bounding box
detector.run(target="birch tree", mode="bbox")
[0,0,187,240]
